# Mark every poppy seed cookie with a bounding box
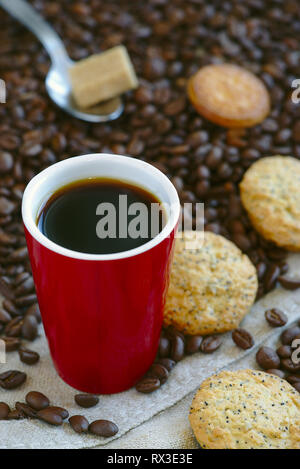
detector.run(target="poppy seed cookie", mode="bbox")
[189,369,300,449]
[164,231,257,335]
[240,156,300,251]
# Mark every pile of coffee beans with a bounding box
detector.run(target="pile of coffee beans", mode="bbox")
[0,390,119,436]
[0,0,299,399]
[135,325,221,392]
[255,318,300,392]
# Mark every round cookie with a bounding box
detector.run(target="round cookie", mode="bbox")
[240,156,300,251]
[187,63,270,128]
[164,231,257,335]
[189,369,300,449]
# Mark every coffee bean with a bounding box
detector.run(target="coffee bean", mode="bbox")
[19,347,40,365]
[2,299,20,316]
[26,391,50,410]
[0,402,10,420]
[0,197,14,216]
[25,303,41,323]
[0,370,27,389]
[265,308,288,327]
[278,276,300,290]
[74,394,99,408]
[286,375,300,385]
[185,335,203,355]
[266,369,285,379]
[170,335,185,362]
[69,415,89,434]
[21,314,38,341]
[15,294,37,307]
[89,419,119,437]
[135,377,160,393]
[232,328,254,350]
[15,402,37,418]
[8,409,25,420]
[264,264,280,291]
[158,336,170,358]
[2,337,21,352]
[0,152,13,174]
[5,316,23,337]
[200,336,222,354]
[0,308,12,324]
[256,347,280,370]
[292,382,300,393]
[37,408,63,426]
[47,406,69,419]
[281,358,300,373]
[155,358,176,372]
[281,327,300,345]
[147,363,169,384]
[276,345,292,358]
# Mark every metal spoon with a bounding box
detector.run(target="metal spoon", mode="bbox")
[0,0,123,122]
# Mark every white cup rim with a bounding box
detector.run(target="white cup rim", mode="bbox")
[22,153,180,261]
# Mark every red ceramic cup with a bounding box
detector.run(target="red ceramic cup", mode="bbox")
[22,154,180,394]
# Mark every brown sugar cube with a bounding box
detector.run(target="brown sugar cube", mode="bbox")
[187,63,270,128]
[69,45,138,108]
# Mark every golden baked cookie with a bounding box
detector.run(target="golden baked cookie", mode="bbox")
[164,231,257,335]
[187,63,270,128]
[240,156,300,251]
[189,369,300,449]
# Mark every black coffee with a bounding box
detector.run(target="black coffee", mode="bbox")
[37,178,166,254]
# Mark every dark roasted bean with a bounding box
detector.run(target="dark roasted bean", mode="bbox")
[278,277,300,290]
[25,303,41,323]
[265,308,288,327]
[46,406,69,420]
[19,347,40,365]
[232,328,254,350]
[7,410,25,420]
[15,402,37,418]
[276,345,292,359]
[264,264,280,291]
[170,335,185,362]
[5,316,23,337]
[37,408,63,426]
[0,402,10,420]
[89,419,119,437]
[281,358,300,373]
[74,394,99,408]
[26,391,50,411]
[0,370,27,389]
[158,336,170,358]
[256,347,280,370]
[147,363,169,384]
[2,337,21,352]
[286,375,300,385]
[200,336,222,354]
[265,369,285,379]
[0,308,12,324]
[185,335,202,355]
[135,377,160,393]
[69,415,89,434]
[155,358,176,372]
[21,314,38,341]
[281,327,300,345]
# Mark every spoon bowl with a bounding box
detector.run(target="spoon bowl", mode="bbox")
[1,0,124,123]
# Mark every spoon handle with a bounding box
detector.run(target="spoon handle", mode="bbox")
[0,0,71,66]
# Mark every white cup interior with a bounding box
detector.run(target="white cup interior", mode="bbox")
[22,153,180,260]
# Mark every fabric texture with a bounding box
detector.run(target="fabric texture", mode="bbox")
[0,253,300,449]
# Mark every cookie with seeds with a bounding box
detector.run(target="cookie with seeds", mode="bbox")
[187,64,270,128]
[240,156,300,251]
[189,369,300,449]
[164,231,257,335]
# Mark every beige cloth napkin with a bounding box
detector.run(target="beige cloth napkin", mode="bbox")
[0,254,300,449]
